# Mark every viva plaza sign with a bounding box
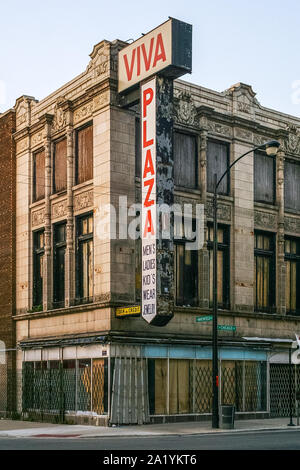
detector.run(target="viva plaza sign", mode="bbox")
[118,18,192,325]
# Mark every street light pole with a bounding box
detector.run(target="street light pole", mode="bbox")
[211,140,280,429]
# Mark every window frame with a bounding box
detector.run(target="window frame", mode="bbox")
[285,236,300,316]
[174,130,198,190]
[32,229,44,308]
[53,137,67,194]
[53,221,67,308]
[207,223,230,310]
[33,148,45,202]
[254,150,276,205]
[206,139,230,196]
[75,212,94,305]
[75,121,93,186]
[254,230,276,314]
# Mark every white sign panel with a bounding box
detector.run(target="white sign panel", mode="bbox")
[118,20,172,93]
[141,78,157,324]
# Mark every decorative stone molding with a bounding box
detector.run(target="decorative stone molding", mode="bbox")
[93,91,110,112]
[207,120,232,138]
[16,137,29,155]
[74,102,93,125]
[53,103,67,131]
[32,208,45,227]
[52,199,67,219]
[174,90,198,126]
[284,124,300,155]
[235,128,253,141]
[74,190,93,212]
[31,131,44,148]
[254,210,277,229]
[206,202,231,222]
[285,216,300,233]
[254,134,270,147]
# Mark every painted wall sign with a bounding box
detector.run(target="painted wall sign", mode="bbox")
[141,78,157,324]
[116,306,141,317]
[118,18,192,93]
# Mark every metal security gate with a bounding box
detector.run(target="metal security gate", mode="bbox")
[22,359,108,423]
[270,364,300,417]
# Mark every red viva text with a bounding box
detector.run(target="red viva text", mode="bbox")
[142,85,155,238]
[123,33,167,82]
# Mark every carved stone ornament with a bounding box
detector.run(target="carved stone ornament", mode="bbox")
[31,131,44,148]
[93,91,110,112]
[16,103,28,129]
[207,121,232,138]
[254,211,277,229]
[52,200,67,219]
[285,216,300,234]
[32,208,45,227]
[237,94,251,114]
[16,137,29,154]
[173,90,198,126]
[206,202,231,222]
[284,124,300,155]
[236,128,253,141]
[74,191,93,212]
[74,102,93,125]
[254,134,270,147]
[53,105,66,131]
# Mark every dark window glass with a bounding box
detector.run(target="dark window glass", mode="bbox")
[207,225,230,309]
[285,160,300,212]
[76,124,93,184]
[175,218,198,307]
[53,138,67,193]
[33,230,44,307]
[254,151,275,204]
[174,132,197,189]
[135,118,141,177]
[285,237,300,315]
[33,150,45,201]
[254,231,276,313]
[76,213,93,304]
[207,140,230,195]
[53,223,66,307]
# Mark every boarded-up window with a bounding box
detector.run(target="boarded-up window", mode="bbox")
[254,152,275,204]
[285,160,300,212]
[33,150,45,201]
[207,140,229,194]
[207,224,230,309]
[76,124,93,184]
[285,237,300,315]
[174,132,197,188]
[53,138,67,193]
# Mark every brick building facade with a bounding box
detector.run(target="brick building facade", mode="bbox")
[0,36,299,424]
[0,109,16,414]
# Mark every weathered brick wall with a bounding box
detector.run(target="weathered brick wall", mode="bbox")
[0,110,16,350]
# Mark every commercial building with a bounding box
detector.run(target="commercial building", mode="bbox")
[1,30,299,425]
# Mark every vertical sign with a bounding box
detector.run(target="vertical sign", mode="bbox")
[141,78,157,324]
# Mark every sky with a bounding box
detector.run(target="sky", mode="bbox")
[1,0,300,117]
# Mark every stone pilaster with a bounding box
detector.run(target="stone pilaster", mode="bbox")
[42,114,53,311]
[198,129,209,308]
[276,143,286,315]
[64,103,74,307]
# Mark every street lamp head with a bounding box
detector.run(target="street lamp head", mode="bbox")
[265,140,280,157]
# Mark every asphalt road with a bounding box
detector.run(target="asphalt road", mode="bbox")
[0,429,300,451]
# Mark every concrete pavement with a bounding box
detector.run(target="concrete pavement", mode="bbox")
[0,417,299,438]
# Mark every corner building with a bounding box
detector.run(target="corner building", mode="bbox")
[13,39,300,425]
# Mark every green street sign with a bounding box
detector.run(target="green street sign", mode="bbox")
[218,325,236,332]
[196,316,213,323]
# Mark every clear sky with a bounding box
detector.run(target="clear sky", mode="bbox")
[1,0,300,117]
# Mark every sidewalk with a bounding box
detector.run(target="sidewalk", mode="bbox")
[0,417,299,438]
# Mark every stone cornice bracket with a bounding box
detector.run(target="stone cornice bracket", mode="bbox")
[39,113,54,130]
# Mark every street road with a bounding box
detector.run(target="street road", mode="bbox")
[0,429,299,450]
